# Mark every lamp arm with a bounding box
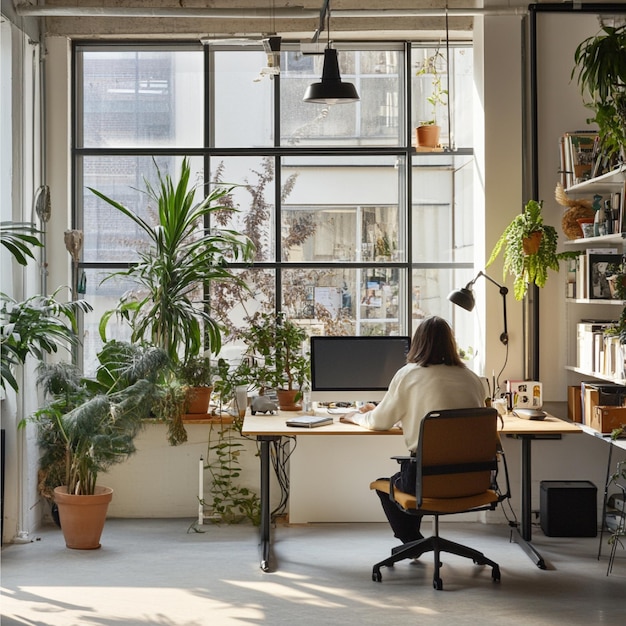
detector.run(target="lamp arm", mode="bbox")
[473,271,509,345]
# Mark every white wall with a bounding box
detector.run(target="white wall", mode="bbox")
[101,423,274,519]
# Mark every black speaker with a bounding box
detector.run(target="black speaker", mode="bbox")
[540,480,597,537]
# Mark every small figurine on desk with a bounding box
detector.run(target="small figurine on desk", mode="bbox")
[250,395,278,415]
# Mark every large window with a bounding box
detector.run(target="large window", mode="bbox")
[74,42,475,368]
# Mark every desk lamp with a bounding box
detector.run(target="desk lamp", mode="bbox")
[448,271,509,346]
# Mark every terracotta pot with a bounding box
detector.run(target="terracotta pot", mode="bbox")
[54,485,113,549]
[186,386,212,414]
[522,231,542,255]
[276,388,301,412]
[415,125,440,148]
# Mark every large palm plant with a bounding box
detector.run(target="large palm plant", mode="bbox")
[91,157,255,364]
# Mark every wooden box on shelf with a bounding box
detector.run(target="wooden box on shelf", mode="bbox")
[592,405,626,434]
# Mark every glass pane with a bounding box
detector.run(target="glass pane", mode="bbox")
[411,267,475,357]
[80,270,133,375]
[80,155,205,263]
[78,48,203,148]
[213,50,274,148]
[280,48,402,147]
[209,156,276,262]
[412,154,474,263]
[281,155,405,262]
[211,267,276,338]
[282,267,404,337]
[411,45,473,148]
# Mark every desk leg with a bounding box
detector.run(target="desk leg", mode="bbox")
[511,435,547,570]
[258,436,278,572]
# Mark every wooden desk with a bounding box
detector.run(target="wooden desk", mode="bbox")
[242,411,582,572]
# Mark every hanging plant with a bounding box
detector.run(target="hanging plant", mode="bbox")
[487,199,580,300]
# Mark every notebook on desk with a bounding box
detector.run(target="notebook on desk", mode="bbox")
[285,415,334,428]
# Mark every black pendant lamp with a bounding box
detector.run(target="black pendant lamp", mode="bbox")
[303,3,359,104]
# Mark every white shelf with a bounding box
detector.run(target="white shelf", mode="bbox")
[563,233,626,248]
[565,365,626,386]
[566,298,625,305]
[566,165,626,194]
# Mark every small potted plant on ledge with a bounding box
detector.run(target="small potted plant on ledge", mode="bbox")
[415,48,448,149]
[239,311,310,411]
[487,199,580,300]
[177,355,214,416]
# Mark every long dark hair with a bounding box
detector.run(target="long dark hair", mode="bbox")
[406,316,465,367]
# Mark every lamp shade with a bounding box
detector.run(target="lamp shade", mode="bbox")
[447,286,475,312]
[303,48,360,104]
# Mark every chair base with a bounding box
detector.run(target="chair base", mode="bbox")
[372,534,501,590]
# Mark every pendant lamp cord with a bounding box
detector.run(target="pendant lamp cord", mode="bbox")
[445,4,453,151]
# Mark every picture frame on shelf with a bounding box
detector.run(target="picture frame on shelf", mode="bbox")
[588,253,620,299]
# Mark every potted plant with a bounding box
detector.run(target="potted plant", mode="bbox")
[23,340,171,549]
[177,355,214,416]
[415,48,448,148]
[91,157,255,365]
[572,24,626,166]
[239,311,310,411]
[487,199,579,300]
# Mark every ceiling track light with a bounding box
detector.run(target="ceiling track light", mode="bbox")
[303,1,359,105]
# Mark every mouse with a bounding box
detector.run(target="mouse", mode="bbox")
[514,408,547,420]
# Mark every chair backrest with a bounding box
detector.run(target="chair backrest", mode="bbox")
[416,407,499,501]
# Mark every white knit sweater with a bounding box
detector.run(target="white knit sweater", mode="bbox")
[349,363,487,452]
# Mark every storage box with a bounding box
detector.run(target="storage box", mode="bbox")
[591,406,626,434]
[567,385,582,423]
[540,480,597,537]
[581,382,626,424]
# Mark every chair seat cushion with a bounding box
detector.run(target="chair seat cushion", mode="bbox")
[370,479,499,514]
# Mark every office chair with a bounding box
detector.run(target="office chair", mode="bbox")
[370,407,510,590]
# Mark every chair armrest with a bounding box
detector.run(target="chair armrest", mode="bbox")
[391,455,414,464]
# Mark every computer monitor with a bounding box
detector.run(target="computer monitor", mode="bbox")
[310,335,411,403]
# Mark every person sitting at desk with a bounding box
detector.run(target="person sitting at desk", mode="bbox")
[340,315,487,544]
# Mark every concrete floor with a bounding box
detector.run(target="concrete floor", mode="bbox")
[1,519,624,626]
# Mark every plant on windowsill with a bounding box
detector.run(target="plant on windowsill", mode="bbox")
[239,310,310,411]
[486,199,580,300]
[176,355,215,416]
[415,48,448,149]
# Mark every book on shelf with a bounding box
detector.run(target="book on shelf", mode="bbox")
[559,130,598,188]
[574,249,619,300]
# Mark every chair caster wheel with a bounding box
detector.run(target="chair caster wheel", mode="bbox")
[492,566,501,583]
[433,577,443,590]
[372,570,382,582]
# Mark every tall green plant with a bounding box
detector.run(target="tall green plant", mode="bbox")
[91,157,255,364]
